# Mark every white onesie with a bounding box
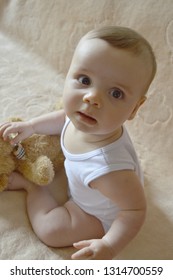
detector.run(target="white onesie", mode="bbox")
[61,118,144,233]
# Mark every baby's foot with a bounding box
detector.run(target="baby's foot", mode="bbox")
[7,172,34,191]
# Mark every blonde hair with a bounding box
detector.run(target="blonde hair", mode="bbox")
[84,26,156,87]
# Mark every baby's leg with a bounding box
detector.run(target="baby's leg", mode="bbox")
[7,172,35,191]
[8,172,104,247]
[27,188,105,247]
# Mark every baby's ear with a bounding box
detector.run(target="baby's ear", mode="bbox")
[128,96,146,120]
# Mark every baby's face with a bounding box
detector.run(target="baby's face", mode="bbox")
[63,38,150,138]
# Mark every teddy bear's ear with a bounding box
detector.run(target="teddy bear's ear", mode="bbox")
[8,117,23,122]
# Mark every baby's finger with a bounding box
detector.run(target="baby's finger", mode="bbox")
[0,121,9,128]
[1,122,24,140]
[9,133,24,145]
[2,126,18,141]
[71,247,93,260]
[73,240,92,249]
[0,122,11,136]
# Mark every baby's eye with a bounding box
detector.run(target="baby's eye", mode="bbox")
[78,75,91,85]
[110,88,124,99]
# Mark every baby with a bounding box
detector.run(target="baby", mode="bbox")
[0,26,156,259]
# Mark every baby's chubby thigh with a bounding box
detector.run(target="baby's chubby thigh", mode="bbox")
[51,200,105,247]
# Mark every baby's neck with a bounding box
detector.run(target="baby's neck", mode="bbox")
[77,127,123,146]
[64,122,123,154]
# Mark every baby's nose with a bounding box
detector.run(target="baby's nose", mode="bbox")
[83,91,102,108]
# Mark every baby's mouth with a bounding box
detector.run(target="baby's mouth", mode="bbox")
[77,111,97,125]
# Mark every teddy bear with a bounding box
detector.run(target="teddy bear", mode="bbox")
[0,118,64,192]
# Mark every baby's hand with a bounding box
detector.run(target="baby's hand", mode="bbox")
[0,121,34,145]
[71,239,113,260]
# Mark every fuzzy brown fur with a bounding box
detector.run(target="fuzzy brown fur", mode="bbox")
[0,132,64,192]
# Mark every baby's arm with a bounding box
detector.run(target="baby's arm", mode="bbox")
[27,109,65,135]
[0,109,65,144]
[72,170,146,259]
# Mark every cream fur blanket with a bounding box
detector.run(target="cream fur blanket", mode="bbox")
[0,0,172,260]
